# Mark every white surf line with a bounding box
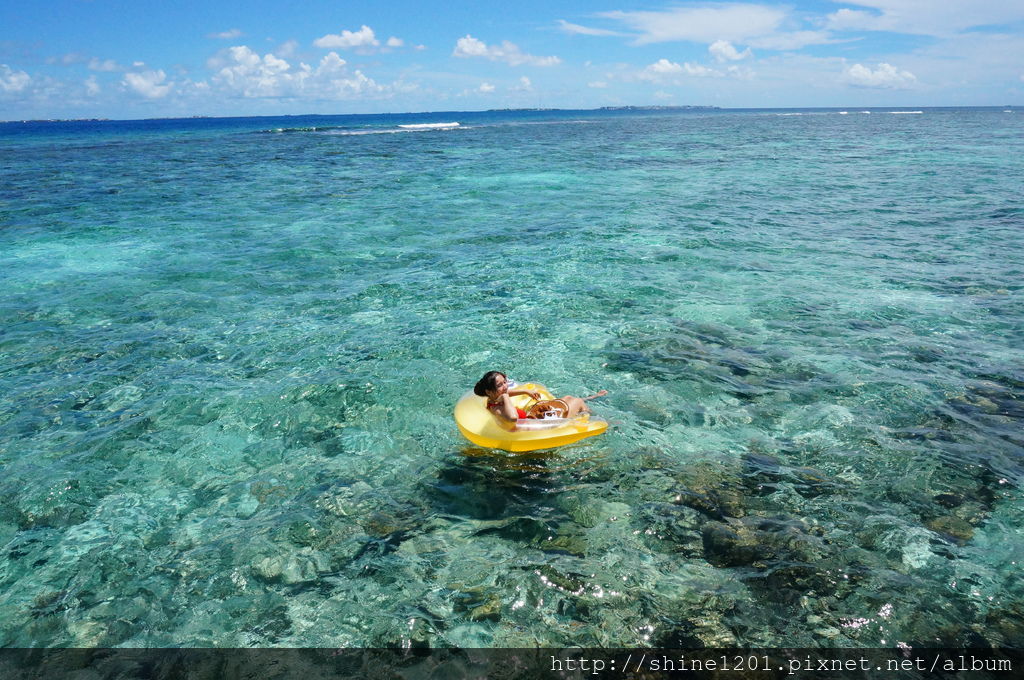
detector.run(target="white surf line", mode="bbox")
[397,122,461,129]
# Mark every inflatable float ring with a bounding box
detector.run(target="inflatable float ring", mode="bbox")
[453,382,608,452]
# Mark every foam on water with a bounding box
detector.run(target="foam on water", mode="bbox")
[1,107,1022,648]
[264,122,462,136]
[397,122,460,129]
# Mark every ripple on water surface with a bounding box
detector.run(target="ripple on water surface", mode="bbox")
[1,108,1023,647]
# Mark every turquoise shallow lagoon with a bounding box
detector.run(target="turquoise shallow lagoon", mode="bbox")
[1,108,1023,647]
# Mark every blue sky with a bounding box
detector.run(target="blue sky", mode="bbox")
[2,0,1023,119]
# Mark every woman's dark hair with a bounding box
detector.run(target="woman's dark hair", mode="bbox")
[474,370,505,397]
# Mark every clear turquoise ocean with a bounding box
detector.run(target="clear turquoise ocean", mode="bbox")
[1,107,1022,647]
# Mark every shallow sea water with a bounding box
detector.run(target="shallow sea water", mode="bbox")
[1,108,1023,648]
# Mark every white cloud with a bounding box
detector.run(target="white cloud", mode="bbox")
[386,36,404,48]
[732,52,854,94]
[901,32,1023,89]
[709,40,752,62]
[827,9,882,32]
[556,19,624,37]
[47,54,122,71]
[316,52,347,74]
[746,31,834,50]
[314,25,380,51]
[47,53,86,66]
[208,46,304,97]
[453,36,488,58]
[683,62,718,77]
[843,62,917,88]
[277,40,299,58]
[88,57,121,72]
[123,69,172,98]
[45,53,117,72]
[646,58,684,76]
[322,69,387,98]
[452,35,561,67]
[600,4,785,45]
[0,64,31,93]
[513,76,532,91]
[726,64,756,79]
[599,4,835,50]
[641,58,718,80]
[826,1,1024,37]
[588,80,608,88]
[206,45,391,100]
[85,75,100,95]
[479,82,495,93]
[209,29,243,40]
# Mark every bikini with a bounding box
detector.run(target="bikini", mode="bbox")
[487,400,527,419]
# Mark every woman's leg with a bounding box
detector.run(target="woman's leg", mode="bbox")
[560,390,608,417]
[561,396,588,417]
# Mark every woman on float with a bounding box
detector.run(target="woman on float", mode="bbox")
[473,371,607,424]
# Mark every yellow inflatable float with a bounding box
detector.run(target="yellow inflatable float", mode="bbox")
[454,382,608,452]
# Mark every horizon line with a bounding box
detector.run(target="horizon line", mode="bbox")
[1,104,1018,125]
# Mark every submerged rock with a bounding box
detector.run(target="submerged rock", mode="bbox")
[674,485,745,520]
[562,497,631,529]
[742,452,786,480]
[673,462,747,519]
[313,481,375,518]
[950,501,990,527]
[453,588,503,623]
[633,502,703,557]
[252,548,331,584]
[948,379,1024,422]
[67,619,109,647]
[857,517,936,571]
[363,512,407,538]
[986,604,1024,647]
[933,492,964,509]
[701,515,829,572]
[286,520,324,548]
[469,595,502,622]
[908,345,944,363]
[651,620,704,648]
[542,533,587,557]
[790,466,836,498]
[474,516,587,556]
[601,320,775,400]
[741,449,840,499]
[926,515,974,544]
[701,521,769,567]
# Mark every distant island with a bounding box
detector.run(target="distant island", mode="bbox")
[2,117,111,123]
[598,105,720,111]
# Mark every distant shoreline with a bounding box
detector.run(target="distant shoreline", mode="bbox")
[1,104,1017,125]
